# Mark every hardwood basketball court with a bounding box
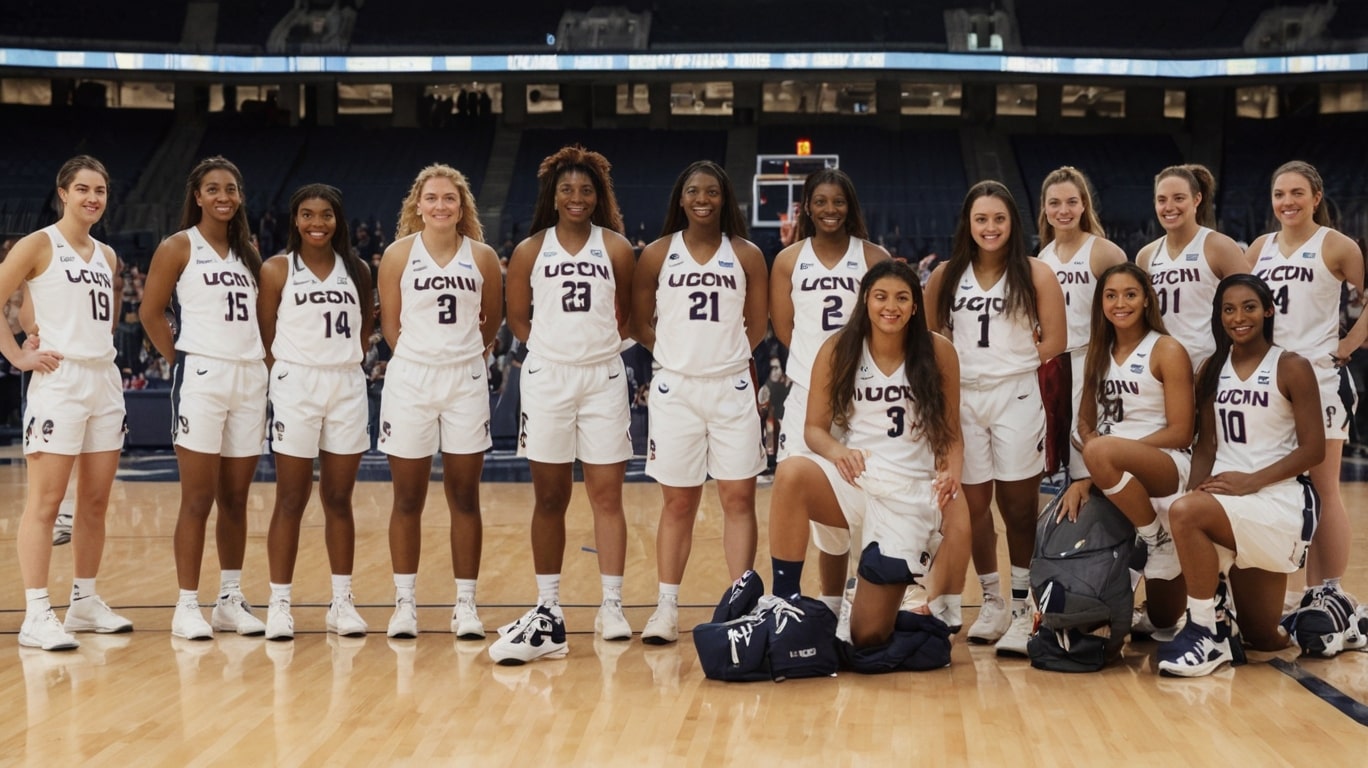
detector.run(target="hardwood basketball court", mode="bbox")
[2,461,1366,765]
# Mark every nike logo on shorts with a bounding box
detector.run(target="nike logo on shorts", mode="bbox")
[527,367,542,374]
[197,369,208,375]
[277,371,288,380]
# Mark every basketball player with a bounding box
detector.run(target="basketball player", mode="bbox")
[376,165,502,640]
[489,145,636,664]
[1057,263,1195,637]
[769,260,970,649]
[1034,167,1126,481]
[0,156,131,650]
[1248,161,1366,656]
[631,161,769,644]
[140,156,267,640]
[769,168,889,624]
[1136,164,1247,372]
[258,184,374,640]
[924,180,1066,656]
[1159,274,1324,677]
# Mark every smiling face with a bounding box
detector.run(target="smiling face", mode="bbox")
[193,169,242,224]
[969,194,1011,254]
[294,197,336,251]
[1271,171,1321,230]
[417,176,463,231]
[58,168,109,226]
[1220,283,1273,345]
[866,274,915,335]
[1044,180,1083,235]
[1153,175,1198,233]
[1101,270,1148,333]
[555,169,598,225]
[805,182,848,236]
[680,171,722,228]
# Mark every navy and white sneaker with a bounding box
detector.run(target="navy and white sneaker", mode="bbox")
[488,604,568,666]
[1293,586,1366,657]
[1157,610,1243,678]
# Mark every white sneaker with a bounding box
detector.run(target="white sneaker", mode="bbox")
[265,598,294,641]
[172,601,213,640]
[489,604,569,665]
[451,596,485,640]
[995,601,1034,657]
[1143,529,1181,581]
[212,592,266,636]
[387,595,419,639]
[641,599,679,645]
[968,591,1010,644]
[595,598,632,641]
[19,609,80,651]
[52,512,73,546]
[1131,604,1182,643]
[327,594,368,637]
[63,595,133,634]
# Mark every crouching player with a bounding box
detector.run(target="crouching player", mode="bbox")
[768,260,970,663]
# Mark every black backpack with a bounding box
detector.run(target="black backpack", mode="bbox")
[1027,486,1136,672]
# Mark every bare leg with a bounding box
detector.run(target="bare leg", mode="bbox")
[441,452,484,580]
[582,461,627,577]
[70,449,120,580]
[715,478,758,580]
[318,450,363,576]
[528,460,573,574]
[387,455,433,574]
[17,452,78,589]
[654,484,703,585]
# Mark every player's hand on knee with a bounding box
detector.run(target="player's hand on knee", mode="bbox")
[1056,479,1090,523]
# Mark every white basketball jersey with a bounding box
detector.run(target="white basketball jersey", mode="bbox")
[1211,345,1298,476]
[26,225,116,361]
[174,226,263,361]
[1098,331,1166,440]
[526,225,620,365]
[652,231,750,377]
[1252,227,1337,358]
[1037,234,1096,354]
[271,252,363,367]
[1147,227,1218,369]
[845,343,936,481]
[950,265,1039,382]
[392,232,484,365]
[786,237,867,389]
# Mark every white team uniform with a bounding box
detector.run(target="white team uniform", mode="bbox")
[1038,235,1096,479]
[1146,227,1219,371]
[1098,331,1193,578]
[170,226,267,457]
[268,252,368,458]
[951,264,1045,485]
[1252,226,1354,440]
[379,233,491,459]
[22,225,124,455]
[808,343,942,579]
[778,237,867,461]
[1206,346,1319,573]
[645,232,765,486]
[518,225,631,464]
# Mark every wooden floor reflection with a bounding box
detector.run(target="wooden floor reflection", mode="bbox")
[2,467,1366,765]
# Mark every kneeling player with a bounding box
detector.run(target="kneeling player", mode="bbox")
[768,260,970,654]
